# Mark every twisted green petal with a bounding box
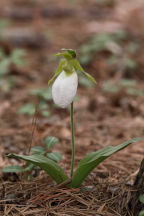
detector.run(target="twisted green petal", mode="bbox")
[48,59,66,86]
[72,59,96,84]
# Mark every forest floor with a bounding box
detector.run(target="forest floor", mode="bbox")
[0,0,144,215]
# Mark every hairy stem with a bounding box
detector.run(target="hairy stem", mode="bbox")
[70,102,75,177]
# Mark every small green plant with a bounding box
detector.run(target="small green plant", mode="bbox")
[18,87,52,117]
[139,195,144,216]
[0,48,26,91]
[18,101,50,117]
[7,49,141,187]
[30,87,52,101]
[3,136,62,180]
[80,31,139,76]
[18,103,36,116]
[0,19,26,91]
[103,79,144,97]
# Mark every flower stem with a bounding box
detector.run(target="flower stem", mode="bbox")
[70,101,75,177]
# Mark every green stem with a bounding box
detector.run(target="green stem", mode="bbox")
[70,101,75,177]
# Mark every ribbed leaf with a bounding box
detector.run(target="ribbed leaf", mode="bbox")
[70,137,141,188]
[2,165,24,173]
[47,152,62,162]
[31,146,45,154]
[7,154,68,184]
[45,136,59,149]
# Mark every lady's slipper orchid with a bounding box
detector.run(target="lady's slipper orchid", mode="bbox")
[48,49,96,108]
[52,70,78,108]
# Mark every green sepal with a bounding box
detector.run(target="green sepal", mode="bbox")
[48,59,66,86]
[73,59,96,84]
[55,52,73,60]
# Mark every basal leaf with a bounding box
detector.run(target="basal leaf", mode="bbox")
[7,154,68,184]
[70,137,141,188]
[31,146,45,154]
[24,163,36,172]
[47,152,62,162]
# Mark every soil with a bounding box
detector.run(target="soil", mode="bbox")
[0,0,144,215]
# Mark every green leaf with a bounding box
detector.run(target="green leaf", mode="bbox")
[7,154,68,184]
[139,195,144,204]
[79,54,93,65]
[24,163,36,172]
[2,165,23,173]
[47,152,62,162]
[38,101,49,110]
[119,79,136,87]
[107,56,119,66]
[48,59,66,86]
[73,59,96,84]
[11,49,26,66]
[103,82,120,93]
[0,58,10,77]
[124,57,137,69]
[139,210,144,216]
[45,136,59,149]
[40,89,52,101]
[41,110,50,117]
[70,137,141,188]
[31,146,45,154]
[30,88,52,101]
[18,103,35,116]
[0,76,16,92]
[127,88,144,97]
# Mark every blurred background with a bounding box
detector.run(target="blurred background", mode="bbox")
[0,0,144,181]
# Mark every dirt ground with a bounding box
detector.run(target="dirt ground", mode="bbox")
[0,0,144,215]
